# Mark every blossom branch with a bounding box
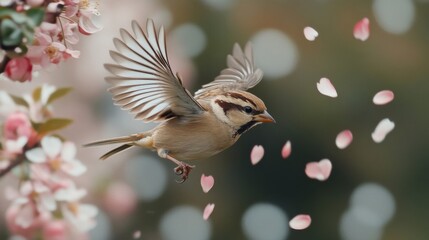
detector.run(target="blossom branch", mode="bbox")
[0,154,26,179]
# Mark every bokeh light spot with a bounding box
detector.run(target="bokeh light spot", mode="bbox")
[242,203,289,240]
[160,206,211,240]
[170,23,207,58]
[124,155,168,201]
[373,0,415,34]
[251,29,298,79]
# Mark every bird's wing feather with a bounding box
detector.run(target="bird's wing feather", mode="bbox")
[105,20,205,122]
[194,43,263,98]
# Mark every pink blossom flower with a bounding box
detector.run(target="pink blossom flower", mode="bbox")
[27,29,80,69]
[6,181,55,230]
[25,136,87,176]
[77,0,103,35]
[23,84,56,123]
[4,57,33,82]
[4,111,38,146]
[6,204,51,238]
[61,203,98,232]
[43,220,69,240]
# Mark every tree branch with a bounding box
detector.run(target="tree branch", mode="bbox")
[0,154,26,179]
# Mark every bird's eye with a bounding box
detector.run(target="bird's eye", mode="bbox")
[244,106,253,114]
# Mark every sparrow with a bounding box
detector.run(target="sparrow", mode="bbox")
[85,19,275,182]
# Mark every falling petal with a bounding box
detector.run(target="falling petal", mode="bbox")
[200,174,215,193]
[305,159,332,181]
[250,145,265,165]
[281,141,292,159]
[133,230,141,239]
[372,118,395,143]
[373,90,394,105]
[317,77,338,98]
[354,17,370,41]
[203,203,215,220]
[289,214,312,230]
[336,130,353,149]
[303,26,319,41]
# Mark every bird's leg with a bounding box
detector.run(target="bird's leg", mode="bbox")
[158,149,195,183]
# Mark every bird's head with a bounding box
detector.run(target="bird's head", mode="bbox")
[211,90,275,136]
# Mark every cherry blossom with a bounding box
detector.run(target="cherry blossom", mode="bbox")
[203,203,215,220]
[317,77,338,98]
[305,159,332,181]
[303,26,319,41]
[77,0,103,35]
[250,145,265,165]
[4,57,33,82]
[43,220,69,240]
[281,140,292,159]
[354,17,370,41]
[23,84,56,123]
[25,136,87,176]
[4,111,38,147]
[61,203,98,232]
[289,214,312,230]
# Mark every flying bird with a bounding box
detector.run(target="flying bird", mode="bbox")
[85,20,275,182]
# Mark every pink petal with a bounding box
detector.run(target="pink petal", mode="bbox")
[373,90,394,105]
[354,17,370,41]
[303,26,319,41]
[61,160,87,176]
[15,204,34,228]
[25,148,47,163]
[133,230,141,239]
[336,130,353,149]
[61,142,76,162]
[200,174,215,193]
[203,203,215,220]
[281,141,292,159]
[250,145,265,165]
[317,77,338,98]
[41,136,62,159]
[289,214,312,230]
[78,14,103,35]
[305,159,332,181]
[372,118,395,143]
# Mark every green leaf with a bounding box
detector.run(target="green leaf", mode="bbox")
[0,19,23,48]
[0,8,14,18]
[32,86,42,102]
[47,88,72,104]
[25,8,44,28]
[9,94,29,108]
[35,118,73,135]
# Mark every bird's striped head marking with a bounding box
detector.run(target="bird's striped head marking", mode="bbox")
[211,90,275,137]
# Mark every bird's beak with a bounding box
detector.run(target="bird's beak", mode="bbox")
[254,110,276,123]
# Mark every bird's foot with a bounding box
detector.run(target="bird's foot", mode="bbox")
[174,162,195,183]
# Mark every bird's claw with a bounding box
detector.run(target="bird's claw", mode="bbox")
[174,162,195,183]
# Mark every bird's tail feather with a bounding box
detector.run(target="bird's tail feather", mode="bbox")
[83,134,142,147]
[99,144,133,160]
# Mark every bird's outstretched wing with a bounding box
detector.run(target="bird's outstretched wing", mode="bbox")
[105,20,205,122]
[194,43,263,99]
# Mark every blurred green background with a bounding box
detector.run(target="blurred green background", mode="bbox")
[1,0,429,239]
